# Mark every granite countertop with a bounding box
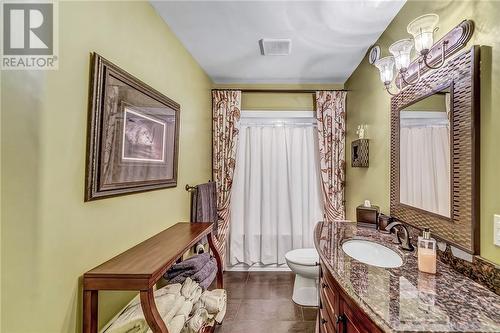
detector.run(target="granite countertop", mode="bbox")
[315,221,500,333]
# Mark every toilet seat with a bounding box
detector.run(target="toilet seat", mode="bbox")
[285,248,319,266]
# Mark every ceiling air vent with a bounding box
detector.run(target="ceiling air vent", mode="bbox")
[259,38,292,56]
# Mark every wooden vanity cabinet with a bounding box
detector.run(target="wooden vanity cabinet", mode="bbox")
[319,263,383,333]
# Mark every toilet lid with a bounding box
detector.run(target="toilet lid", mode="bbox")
[285,248,319,266]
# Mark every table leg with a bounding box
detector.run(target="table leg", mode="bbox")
[140,288,169,333]
[83,290,98,333]
[207,231,224,289]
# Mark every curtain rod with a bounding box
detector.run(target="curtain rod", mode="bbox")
[212,89,350,94]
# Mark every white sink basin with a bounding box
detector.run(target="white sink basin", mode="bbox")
[342,239,403,268]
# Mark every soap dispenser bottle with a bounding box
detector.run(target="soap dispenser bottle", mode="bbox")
[418,228,437,274]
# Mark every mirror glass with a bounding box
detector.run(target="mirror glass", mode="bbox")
[399,87,451,217]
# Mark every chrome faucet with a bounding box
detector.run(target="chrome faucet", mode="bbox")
[385,221,414,251]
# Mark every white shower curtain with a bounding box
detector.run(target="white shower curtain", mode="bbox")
[229,123,323,266]
[400,112,450,217]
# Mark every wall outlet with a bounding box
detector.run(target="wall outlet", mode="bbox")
[494,215,500,246]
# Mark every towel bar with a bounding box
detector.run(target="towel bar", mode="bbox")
[186,181,213,192]
[185,184,198,192]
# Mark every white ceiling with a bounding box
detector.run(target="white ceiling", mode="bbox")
[151,0,405,84]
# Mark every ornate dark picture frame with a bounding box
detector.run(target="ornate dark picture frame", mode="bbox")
[85,53,180,201]
[390,46,480,254]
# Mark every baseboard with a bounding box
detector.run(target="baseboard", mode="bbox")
[227,263,292,272]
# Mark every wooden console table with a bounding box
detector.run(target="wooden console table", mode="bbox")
[83,222,223,333]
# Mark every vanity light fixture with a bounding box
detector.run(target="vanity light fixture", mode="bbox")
[374,13,449,96]
[408,14,448,70]
[407,14,439,56]
[374,56,395,88]
[388,38,421,87]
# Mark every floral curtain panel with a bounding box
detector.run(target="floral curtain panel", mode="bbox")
[315,91,347,221]
[212,90,241,264]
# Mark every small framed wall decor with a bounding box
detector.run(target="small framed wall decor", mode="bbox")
[368,45,381,65]
[85,53,180,201]
[351,139,369,168]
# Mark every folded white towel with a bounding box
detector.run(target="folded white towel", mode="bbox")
[107,283,223,333]
[191,286,202,304]
[144,295,189,333]
[166,315,185,333]
[181,278,195,295]
[195,289,226,315]
[107,318,148,333]
[192,289,227,325]
[183,308,209,333]
[107,307,143,333]
[157,283,182,297]
[128,284,181,309]
[181,278,202,303]
[163,295,186,324]
[176,300,193,318]
[108,293,176,333]
[214,302,226,324]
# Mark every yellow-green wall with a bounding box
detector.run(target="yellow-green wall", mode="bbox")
[345,0,500,264]
[3,1,499,332]
[214,84,344,111]
[1,2,213,332]
[403,93,447,112]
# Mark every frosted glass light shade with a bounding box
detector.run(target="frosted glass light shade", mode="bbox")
[374,56,395,84]
[389,39,413,71]
[407,14,439,53]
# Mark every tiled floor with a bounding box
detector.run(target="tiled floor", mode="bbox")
[215,271,317,333]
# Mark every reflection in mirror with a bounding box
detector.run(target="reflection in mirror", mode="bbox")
[399,87,451,217]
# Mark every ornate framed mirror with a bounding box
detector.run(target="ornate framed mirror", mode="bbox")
[390,46,480,254]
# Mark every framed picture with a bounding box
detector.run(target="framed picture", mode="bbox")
[85,53,180,201]
[368,45,381,65]
[351,139,369,168]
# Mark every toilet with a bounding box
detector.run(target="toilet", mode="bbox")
[285,248,320,307]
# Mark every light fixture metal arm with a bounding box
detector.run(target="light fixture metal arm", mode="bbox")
[384,83,399,97]
[423,40,449,70]
[400,60,422,86]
